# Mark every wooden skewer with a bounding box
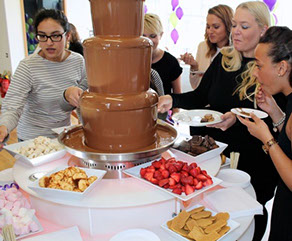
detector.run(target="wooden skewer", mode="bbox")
[2,225,16,241]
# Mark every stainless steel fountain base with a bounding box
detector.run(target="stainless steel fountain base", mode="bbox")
[59,120,178,179]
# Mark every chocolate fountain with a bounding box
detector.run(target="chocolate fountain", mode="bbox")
[59,0,177,178]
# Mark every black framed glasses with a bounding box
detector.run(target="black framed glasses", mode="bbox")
[36,32,66,42]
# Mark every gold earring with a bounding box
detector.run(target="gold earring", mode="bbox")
[278,73,281,77]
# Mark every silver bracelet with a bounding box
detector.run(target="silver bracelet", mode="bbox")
[272,113,286,132]
[190,69,198,75]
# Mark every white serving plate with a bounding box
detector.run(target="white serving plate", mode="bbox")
[231,108,268,119]
[161,204,240,241]
[28,165,106,200]
[216,169,251,189]
[123,161,222,202]
[15,215,43,240]
[172,139,228,163]
[21,226,82,241]
[110,228,160,241]
[4,139,66,167]
[172,110,223,126]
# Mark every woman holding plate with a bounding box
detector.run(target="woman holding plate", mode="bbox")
[237,26,292,241]
[158,1,285,239]
[180,4,234,90]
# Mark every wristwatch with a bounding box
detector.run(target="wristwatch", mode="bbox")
[262,138,277,154]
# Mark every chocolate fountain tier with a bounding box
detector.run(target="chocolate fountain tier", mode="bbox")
[58,120,178,179]
[90,0,144,36]
[84,36,152,94]
[80,89,158,151]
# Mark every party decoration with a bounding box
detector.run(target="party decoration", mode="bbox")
[169,0,183,45]
[144,5,148,14]
[169,12,178,28]
[263,0,276,11]
[29,32,35,40]
[29,44,35,52]
[171,28,179,44]
[171,0,179,11]
[25,23,29,32]
[176,7,184,20]
[27,17,33,25]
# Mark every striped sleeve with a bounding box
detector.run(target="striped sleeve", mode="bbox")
[0,60,32,133]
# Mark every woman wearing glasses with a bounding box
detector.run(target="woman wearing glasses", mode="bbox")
[0,9,87,142]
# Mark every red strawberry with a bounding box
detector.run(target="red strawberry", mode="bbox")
[189,168,199,178]
[186,176,194,185]
[168,165,178,174]
[140,168,147,177]
[154,170,162,178]
[204,178,213,186]
[147,166,155,173]
[190,162,197,169]
[195,181,203,190]
[168,177,176,186]
[161,170,170,178]
[144,172,154,181]
[197,174,208,182]
[174,162,183,171]
[164,184,170,189]
[180,171,189,177]
[159,178,169,187]
[193,178,199,186]
[152,160,161,169]
[185,184,194,195]
[172,188,182,195]
[170,173,181,183]
[196,166,201,173]
[182,163,189,172]
[182,186,186,193]
[159,164,166,170]
[150,178,159,185]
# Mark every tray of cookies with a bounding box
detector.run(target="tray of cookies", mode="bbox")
[28,166,106,200]
[161,205,240,241]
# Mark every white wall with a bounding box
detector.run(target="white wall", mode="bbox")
[65,0,93,42]
[0,0,12,74]
[0,0,25,74]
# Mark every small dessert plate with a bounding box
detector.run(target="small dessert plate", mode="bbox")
[216,169,251,188]
[172,110,223,127]
[110,229,160,241]
[231,108,268,119]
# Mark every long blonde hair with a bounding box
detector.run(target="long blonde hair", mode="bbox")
[221,1,270,101]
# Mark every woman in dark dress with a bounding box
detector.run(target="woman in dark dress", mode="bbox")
[68,23,83,56]
[158,2,283,240]
[238,26,292,241]
[143,13,182,96]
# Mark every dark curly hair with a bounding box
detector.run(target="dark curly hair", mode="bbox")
[259,26,292,87]
[33,9,69,34]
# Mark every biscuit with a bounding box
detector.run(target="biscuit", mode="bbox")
[187,205,205,215]
[204,219,227,234]
[191,210,212,220]
[196,218,214,228]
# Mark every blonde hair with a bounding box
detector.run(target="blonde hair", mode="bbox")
[221,1,270,101]
[205,4,234,58]
[144,13,163,35]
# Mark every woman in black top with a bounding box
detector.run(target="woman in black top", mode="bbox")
[68,23,83,56]
[143,13,182,95]
[158,2,282,240]
[238,26,292,241]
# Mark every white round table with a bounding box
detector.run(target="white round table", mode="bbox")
[11,153,255,241]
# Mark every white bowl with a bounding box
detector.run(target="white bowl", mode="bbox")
[216,169,251,188]
[28,165,106,200]
[4,138,66,167]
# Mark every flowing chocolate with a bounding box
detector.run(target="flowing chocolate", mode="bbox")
[80,0,158,152]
